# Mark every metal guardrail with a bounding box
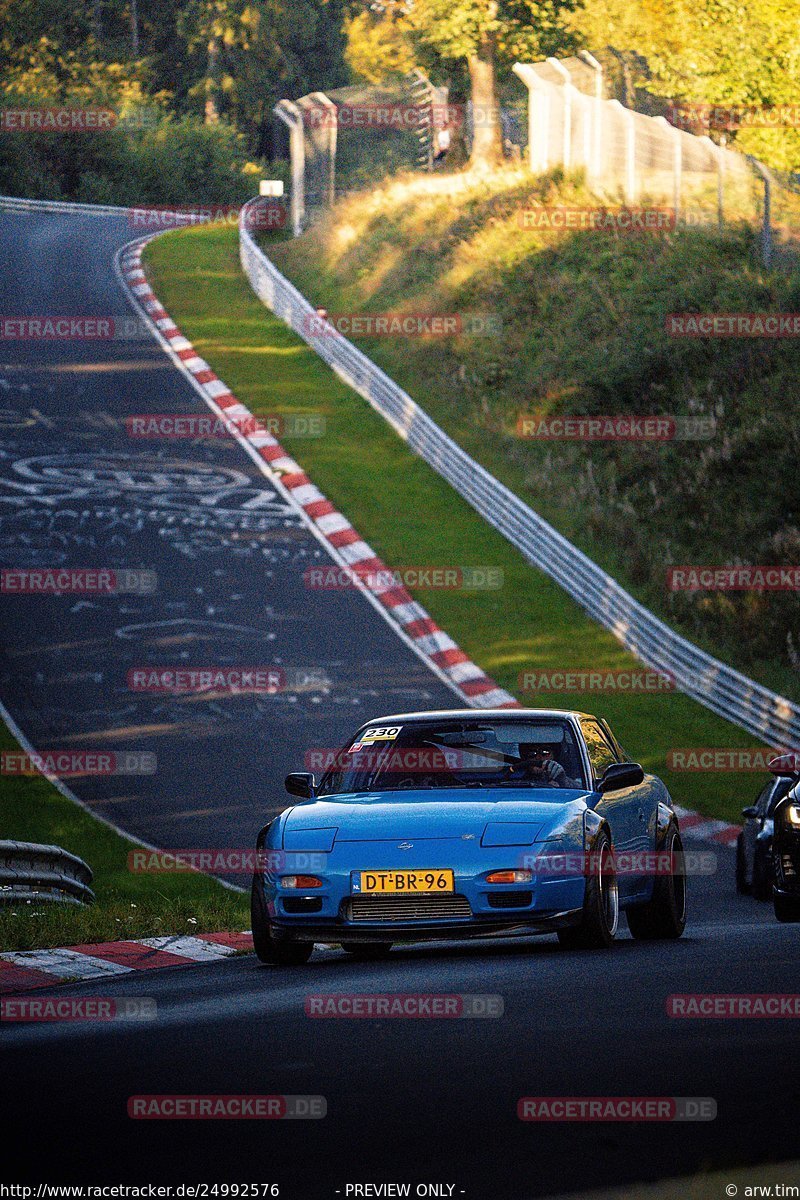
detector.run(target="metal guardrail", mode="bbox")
[0,840,95,906]
[0,194,133,217]
[239,196,799,748]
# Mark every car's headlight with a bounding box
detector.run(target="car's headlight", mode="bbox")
[786,805,800,827]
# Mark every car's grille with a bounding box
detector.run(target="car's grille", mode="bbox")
[283,896,323,914]
[488,891,533,909]
[346,894,473,923]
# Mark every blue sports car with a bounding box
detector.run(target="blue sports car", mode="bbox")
[250,709,687,964]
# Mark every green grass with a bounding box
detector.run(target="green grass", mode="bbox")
[265,166,800,701]
[144,218,772,827]
[0,720,248,951]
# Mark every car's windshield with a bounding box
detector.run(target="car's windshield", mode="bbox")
[318,718,587,795]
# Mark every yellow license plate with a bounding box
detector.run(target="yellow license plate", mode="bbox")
[357,869,455,894]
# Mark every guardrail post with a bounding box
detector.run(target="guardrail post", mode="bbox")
[273,99,305,237]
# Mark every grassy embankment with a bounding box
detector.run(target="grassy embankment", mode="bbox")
[267,167,800,700]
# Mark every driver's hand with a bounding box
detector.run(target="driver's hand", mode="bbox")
[541,759,565,784]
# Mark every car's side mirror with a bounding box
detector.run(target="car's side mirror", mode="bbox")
[741,805,759,819]
[285,772,316,799]
[769,753,800,778]
[597,762,645,794]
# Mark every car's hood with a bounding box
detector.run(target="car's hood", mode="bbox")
[282,788,589,845]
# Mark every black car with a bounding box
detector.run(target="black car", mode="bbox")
[736,775,794,899]
[770,756,800,923]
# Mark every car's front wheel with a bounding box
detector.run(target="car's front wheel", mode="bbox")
[557,830,618,950]
[773,891,800,923]
[626,826,687,940]
[250,877,314,965]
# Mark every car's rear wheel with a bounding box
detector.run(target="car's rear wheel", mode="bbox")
[342,943,393,960]
[773,891,800,923]
[735,833,750,894]
[626,826,687,940]
[557,831,618,950]
[250,877,314,965]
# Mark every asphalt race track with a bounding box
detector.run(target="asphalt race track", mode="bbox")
[4,883,800,1196]
[2,208,799,1198]
[0,207,456,856]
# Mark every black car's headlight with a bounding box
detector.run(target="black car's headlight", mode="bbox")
[785,804,800,828]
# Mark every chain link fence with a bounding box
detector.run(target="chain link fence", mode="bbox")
[274,54,800,263]
[514,55,800,264]
[274,77,442,234]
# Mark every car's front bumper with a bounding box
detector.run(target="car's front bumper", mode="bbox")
[266,907,583,946]
[257,834,589,943]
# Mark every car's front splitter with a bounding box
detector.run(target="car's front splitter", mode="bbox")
[268,908,583,945]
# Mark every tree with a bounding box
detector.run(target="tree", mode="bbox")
[369,0,579,168]
[570,0,800,170]
[344,8,416,83]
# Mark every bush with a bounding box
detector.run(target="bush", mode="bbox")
[0,113,272,207]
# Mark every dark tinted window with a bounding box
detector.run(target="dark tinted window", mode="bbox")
[319,717,587,796]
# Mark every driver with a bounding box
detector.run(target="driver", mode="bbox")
[509,743,581,789]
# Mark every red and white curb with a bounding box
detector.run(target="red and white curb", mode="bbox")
[0,819,739,996]
[118,240,517,711]
[0,931,253,994]
[673,806,740,847]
